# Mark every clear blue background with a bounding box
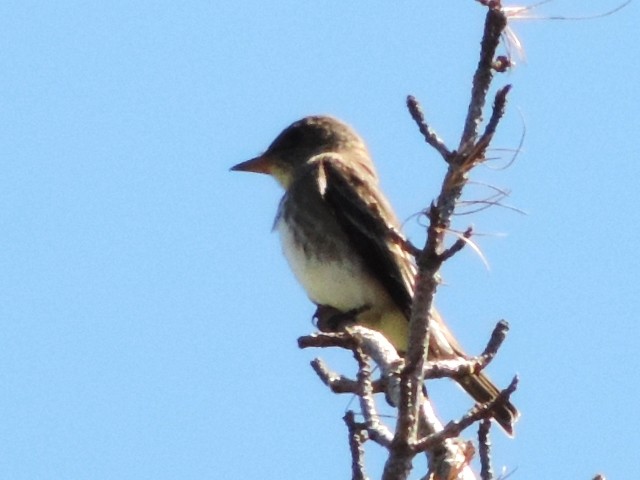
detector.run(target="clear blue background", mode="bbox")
[0,1,637,478]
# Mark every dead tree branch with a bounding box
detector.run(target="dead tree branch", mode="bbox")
[478,419,494,480]
[299,2,517,479]
[387,3,512,479]
[344,411,370,480]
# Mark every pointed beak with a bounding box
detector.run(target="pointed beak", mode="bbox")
[230,155,272,174]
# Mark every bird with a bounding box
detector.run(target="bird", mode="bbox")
[230,115,518,434]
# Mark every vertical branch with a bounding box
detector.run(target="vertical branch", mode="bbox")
[478,419,494,480]
[344,411,370,480]
[384,4,510,480]
[459,7,508,153]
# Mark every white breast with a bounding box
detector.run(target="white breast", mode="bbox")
[276,218,384,311]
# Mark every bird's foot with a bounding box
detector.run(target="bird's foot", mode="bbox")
[312,304,370,333]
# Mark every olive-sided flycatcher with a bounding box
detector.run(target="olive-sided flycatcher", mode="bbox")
[231,115,518,434]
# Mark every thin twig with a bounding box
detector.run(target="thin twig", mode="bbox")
[423,320,509,379]
[310,357,385,394]
[439,227,474,262]
[407,95,452,162]
[344,411,370,480]
[467,85,512,163]
[412,376,518,453]
[354,348,395,447]
[459,7,508,154]
[478,419,494,480]
[298,331,357,350]
[423,358,486,380]
[480,320,509,364]
[388,224,423,257]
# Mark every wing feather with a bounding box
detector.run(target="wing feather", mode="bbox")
[310,154,415,317]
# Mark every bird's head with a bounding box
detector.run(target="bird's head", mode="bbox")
[231,116,370,189]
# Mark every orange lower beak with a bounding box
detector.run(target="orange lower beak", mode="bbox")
[230,155,272,174]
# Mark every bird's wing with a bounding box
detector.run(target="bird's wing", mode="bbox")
[307,153,416,317]
[308,153,462,357]
[306,155,519,434]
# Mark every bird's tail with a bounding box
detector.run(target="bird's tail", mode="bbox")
[426,309,519,434]
[456,372,519,436]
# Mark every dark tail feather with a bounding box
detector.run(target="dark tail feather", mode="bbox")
[457,372,519,436]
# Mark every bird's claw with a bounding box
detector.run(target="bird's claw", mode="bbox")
[312,304,370,333]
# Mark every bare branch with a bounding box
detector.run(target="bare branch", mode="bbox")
[353,348,395,448]
[478,419,494,480]
[344,411,370,480]
[439,227,474,262]
[466,85,512,164]
[481,85,512,146]
[423,320,509,380]
[390,4,512,477]
[298,2,518,478]
[348,326,406,376]
[412,376,518,454]
[459,7,508,153]
[310,357,384,395]
[480,320,509,364]
[299,331,358,350]
[407,95,452,162]
[386,223,422,257]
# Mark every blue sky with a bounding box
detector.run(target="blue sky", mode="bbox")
[1,1,638,479]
